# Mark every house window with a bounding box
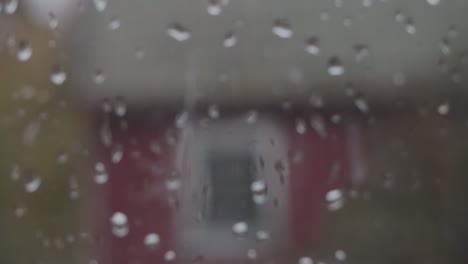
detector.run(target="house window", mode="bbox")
[207,151,256,224]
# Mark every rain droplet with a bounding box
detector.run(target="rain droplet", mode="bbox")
[164,251,176,261]
[256,230,270,242]
[295,118,307,135]
[93,0,107,12]
[15,205,27,218]
[110,211,128,226]
[395,10,405,23]
[354,44,369,61]
[94,162,108,184]
[335,250,347,261]
[326,189,345,211]
[309,95,324,108]
[354,95,370,113]
[437,102,450,115]
[4,0,18,15]
[246,110,258,124]
[113,97,127,117]
[207,0,222,16]
[223,31,237,48]
[327,57,345,76]
[17,41,32,62]
[111,145,123,164]
[426,0,440,6]
[94,69,106,84]
[440,38,451,55]
[109,17,121,30]
[247,249,257,260]
[144,233,160,248]
[251,180,267,194]
[272,19,293,39]
[298,257,314,264]
[175,111,189,128]
[208,105,220,119]
[305,37,320,55]
[405,18,416,34]
[24,175,42,193]
[50,65,67,85]
[48,13,59,30]
[232,222,248,237]
[167,23,191,42]
[165,177,181,191]
[362,0,373,8]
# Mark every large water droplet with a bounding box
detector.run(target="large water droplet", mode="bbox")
[327,57,345,76]
[426,0,440,6]
[24,175,42,193]
[272,19,293,39]
[223,31,237,48]
[232,222,248,237]
[144,233,160,248]
[4,0,18,15]
[298,257,314,264]
[167,23,191,42]
[305,37,320,55]
[93,0,107,12]
[110,211,128,226]
[17,41,32,62]
[50,65,67,85]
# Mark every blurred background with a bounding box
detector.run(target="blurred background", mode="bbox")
[1,0,468,263]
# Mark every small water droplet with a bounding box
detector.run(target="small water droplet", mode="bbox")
[256,230,270,242]
[437,102,450,115]
[144,233,160,248]
[426,0,440,6]
[309,95,324,108]
[94,162,108,184]
[246,110,258,124]
[50,65,67,85]
[167,23,191,42]
[207,0,222,16]
[405,18,416,34]
[440,38,451,55]
[232,221,248,237]
[272,19,293,39]
[164,251,176,261]
[328,57,345,76]
[208,105,220,119]
[335,250,347,261]
[176,111,189,128]
[110,211,128,226]
[113,97,127,117]
[354,44,369,61]
[109,17,121,30]
[247,249,257,260]
[326,189,345,211]
[48,12,59,30]
[305,37,320,55]
[93,0,107,12]
[362,0,373,7]
[223,31,237,48]
[111,145,123,164]
[17,41,32,62]
[295,118,307,135]
[298,257,314,264]
[24,175,42,193]
[15,205,27,218]
[4,0,18,15]
[354,95,370,113]
[93,69,106,84]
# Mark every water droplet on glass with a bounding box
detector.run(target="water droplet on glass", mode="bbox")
[309,95,324,108]
[109,17,121,30]
[93,0,107,12]
[426,0,440,6]
[17,41,32,62]
[50,65,67,85]
[354,95,370,113]
[395,10,405,23]
[56,151,69,164]
[295,118,307,135]
[326,189,345,211]
[328,57,345,76]
[223,31,237,48]
[4,0,18,15]
[94,70,106,84]
[246,110,258,124]
[335,250,347,261]
[405,18,416,34]
[310,114,327,139]
[176,111,189,128]
[319,12,329,21]
[48,12,59,30]
[440,38,451,55]
[362,0,373,7]
[110,211,129,237]
[232,222,248,237]
[305,37,320,55]
[164,251,176,261]
[207,0,222,16]
[256,230,270,242]
[24,175,42,193]
[94,162,109,184]
[298,257,314,264]
[208,105,220,119]
[135,48,145,59]
[113,97,127,117]
[272,19,293,39]
[15,205,27,218]
[354,44,369,61]
[167,23,191,42]
[144,233,160,248]
[111,145,123,164]
[437,102,450,115]
[247,249,257,260]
